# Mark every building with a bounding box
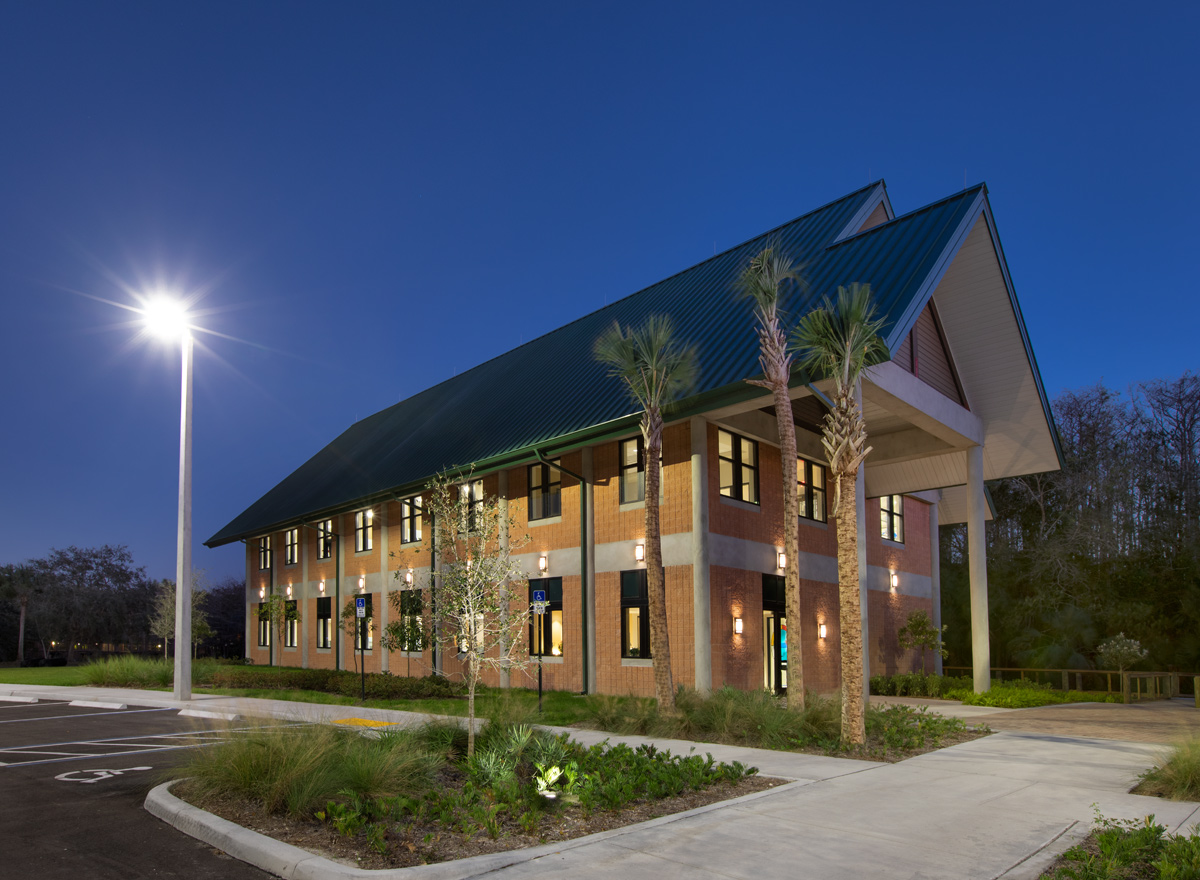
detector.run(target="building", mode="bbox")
[205,180,1061,696]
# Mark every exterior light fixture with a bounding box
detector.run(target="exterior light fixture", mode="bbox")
[818,623,827,639]
[404,569,413,586]
[319,579,325,593]
[285,585,292,598]
[634,543,645,563]
[890,572,899,590]
[733,616,743,635]
[358,576,366,592]
[538,555,548,574]
[258,587,265,599]
[777,552,787,570]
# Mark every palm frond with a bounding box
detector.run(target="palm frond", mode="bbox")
[594,315,697,414]
[735,244,808,322]
[790,283,889,390]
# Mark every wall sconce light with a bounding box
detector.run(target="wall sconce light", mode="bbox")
[404,569,413,586]
[285,585,292,598]
[777,551,787,570]
[634,543,645,563]
[358,576,366,592]
[538,555,548,574]
[890,571,899,591]
[818,623,827,639]
[733,616,743,635]
[258,587,265,599]
[319,580,325,594]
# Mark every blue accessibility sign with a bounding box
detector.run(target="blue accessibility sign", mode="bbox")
[355,596,367,618]
[532,590,546,603]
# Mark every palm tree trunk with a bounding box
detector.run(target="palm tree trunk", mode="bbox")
[837,470,865,745]
[772,384,805,709]
[645,417,676,714]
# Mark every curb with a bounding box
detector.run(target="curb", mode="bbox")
[145,777,809,880]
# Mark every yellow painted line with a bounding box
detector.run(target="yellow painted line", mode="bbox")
[333,718,398,728]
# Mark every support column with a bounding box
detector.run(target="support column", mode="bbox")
[855,463,869,702]
[301,525,310,668]
[582,448,597,694]
[967,445,991,693]
[498,470,510,690]
[929,493,942,676]
[690,416,712,694]
[244,545,253,661]
[336,515,345,671]
[379,503,389,674]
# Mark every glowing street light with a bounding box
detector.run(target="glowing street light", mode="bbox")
[144,294,194,701]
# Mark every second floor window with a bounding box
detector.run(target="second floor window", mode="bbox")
[355,510,373,552]
[317,519,333,560]
[718,429,759,504]
[401,496,422,544]
[316,597,332,648]
[798,458,827,522]
[462,480,483,531]
[258,537,271,571]
[284,529,299,565]
[528,461,562,521]
[880,494,905,543]
[619,437,645,503]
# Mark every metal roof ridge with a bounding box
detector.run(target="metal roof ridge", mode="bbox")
[826,182,986,251]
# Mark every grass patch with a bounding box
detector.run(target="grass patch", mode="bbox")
[1137,739,1200,802]
[0,666,91,686]
[1042,811,1200,879]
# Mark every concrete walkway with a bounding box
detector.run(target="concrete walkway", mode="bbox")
[4,683,1199,880]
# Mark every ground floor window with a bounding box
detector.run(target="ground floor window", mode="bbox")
[353,595,374,650]
[316,597,332,648]
[257,602,270,647]
[620,570,651,659]
[397,589,424,652]
[529,577,563,657]
[284,600,298,647]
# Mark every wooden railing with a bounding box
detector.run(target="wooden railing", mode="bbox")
[943,666,1199,704]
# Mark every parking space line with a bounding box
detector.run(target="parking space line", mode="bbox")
[0,707,176,725]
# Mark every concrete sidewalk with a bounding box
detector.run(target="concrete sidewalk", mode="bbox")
[5,683,1198,880]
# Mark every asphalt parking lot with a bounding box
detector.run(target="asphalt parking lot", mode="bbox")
[0,696,271,880]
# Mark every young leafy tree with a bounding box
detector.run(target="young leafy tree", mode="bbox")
[594,315,697,713]
[423,472,531,756]
[897,609,948,674]
[737,245,808,709]
[793,283,887,745]
[1096,633,1148,674]
[149,575,210,658]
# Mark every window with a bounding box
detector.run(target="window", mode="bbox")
[880,494,904,543]
[317,519,333,560]
[316,597,332,648]
[354,509,374,553]
[257,602,270,646]
[353,595,374,650]
[718,429,758,504]
[284,529,299,565]
[798,458,827,522]
[396,589,424,652]
[258,536,272,570]
[619,437,645,503]
[284,600,298,647]
[462,479,483,531]
[529,577,563,657]
[528,461,562,520]
[620,570,652,659]
[400,496,422,544]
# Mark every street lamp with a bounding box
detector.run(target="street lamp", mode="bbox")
[145,295,194,701]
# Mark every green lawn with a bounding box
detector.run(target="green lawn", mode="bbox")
[0,666,91,686]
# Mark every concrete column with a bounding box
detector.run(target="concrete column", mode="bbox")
[967,445,991,693]
[336,514,345,671]
[582,447,597,694]
[301,525,310,668]
[855,463,869,701]
[929,493,942,676]
[690,416,712,694]
[498,470,510,690]
[244,544,253,661]
[379,503,389,673]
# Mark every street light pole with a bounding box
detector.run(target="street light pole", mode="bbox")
[173,330,194,701]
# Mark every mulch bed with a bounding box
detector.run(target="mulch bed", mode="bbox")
[175,774,784,871]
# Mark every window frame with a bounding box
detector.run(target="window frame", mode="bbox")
[257,602,270,646]
[284,528,299,565]
[353,594,374,650]
[258,536,272,571]
[528,461,562,521]
[396,588,424,652]
[528,577,564,657]
[462,479,484,531]
[718,429,759,505]
[619,569,652,659]
[880,494,905,543]
[797,457,828,523]
[317,519,333,560]
[400,495,422,545]
[284,600,298,647]
[316,596,332,649]
[354,510,374,553]
[619,437,645,504]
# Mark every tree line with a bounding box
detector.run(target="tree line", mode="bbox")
[0,545,246,663]
[941,372,1200,673]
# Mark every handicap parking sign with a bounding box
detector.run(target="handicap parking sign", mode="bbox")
[532,590,546,603]
[355,596,367,618]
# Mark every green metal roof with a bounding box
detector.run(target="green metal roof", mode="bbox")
[206,182,994,547]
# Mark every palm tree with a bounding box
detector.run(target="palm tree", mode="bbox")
[594,315,697,714]
[736,245,808,709]
[0,564,39,665]
[792,283,887,745]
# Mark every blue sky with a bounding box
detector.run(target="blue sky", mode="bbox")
[1,1,1196,584]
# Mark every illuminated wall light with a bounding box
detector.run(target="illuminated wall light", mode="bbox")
[538,555,548,574]
[404,569,414,586]
[777,552,787,570]
[285,585,292,598]
[319,580,325,594]
[733,616,743,635]
[890,571,899,591]
[634,543,645,563]
[818,623,827,639]
[258,587,265,599]
[358,576,366,592]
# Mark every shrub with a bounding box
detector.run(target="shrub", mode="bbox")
[944,679,1121,708]
[869,672,972,698]
[1138,738,1200,801]
[198,666,465,700]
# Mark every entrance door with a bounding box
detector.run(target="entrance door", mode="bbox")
[763,575,787,695]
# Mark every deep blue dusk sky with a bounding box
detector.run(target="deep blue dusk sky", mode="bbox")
[1,2,1196,585]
